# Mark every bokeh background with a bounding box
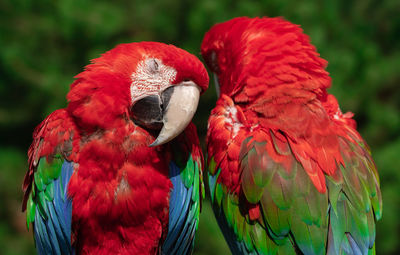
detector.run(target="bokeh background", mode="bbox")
[1,0,399,254]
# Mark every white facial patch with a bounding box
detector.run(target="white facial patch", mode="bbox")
[130,58,177,104]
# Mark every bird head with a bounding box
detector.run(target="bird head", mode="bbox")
[67,42,208,146]
[201,17,330,99]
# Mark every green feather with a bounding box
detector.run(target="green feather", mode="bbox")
[241,156,264,203]
[358,175,372,212]
[231,203,242,238]
[208,157,217,175]
[181,155,194,188]
[249,142,275,188]
[366,207,376,248]
[192,160,201,225]
[26,155,64,228]
[250,223,272,254]
[44,181,54,201]
[26,193,36,230]
[266,168,294,210]
[326,176,341,215]
[36,191,48,220]
[369,242,376,255]
[223,193,235,228]
[234,207,245,241]
[260,192,291,241]
[215,182,223,206]
[347,196,369,252]
[242,222,255,252]
[46,157,62,180]
[329,195,347,254]
[34,169,46,192]
[210,132,381,255]
[291,212,327,255]
[293,161,311,196]
[276,238,297,255]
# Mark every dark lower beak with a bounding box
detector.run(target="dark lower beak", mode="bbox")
[130,81,201,147]
[130,86,174,130]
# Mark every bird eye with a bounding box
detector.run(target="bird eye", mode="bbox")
[153,59,159,70]
[209,51,220,73]
[148,59,159,73]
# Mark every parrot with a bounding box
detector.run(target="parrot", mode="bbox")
[201,17,382,255]
[21,42,209,255]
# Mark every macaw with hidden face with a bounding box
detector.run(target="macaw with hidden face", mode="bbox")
[201,17,382,255]
[22,42,209,255]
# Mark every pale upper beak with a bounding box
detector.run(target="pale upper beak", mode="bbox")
[130,81,201,147]
[150,81,200,146]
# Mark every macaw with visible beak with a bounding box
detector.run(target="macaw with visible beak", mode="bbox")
[202,17,382,255]
[22,42,209,255]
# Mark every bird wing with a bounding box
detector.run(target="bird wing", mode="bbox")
[161,123,204,255]
[22,109,79,255]
[207,95,382,255]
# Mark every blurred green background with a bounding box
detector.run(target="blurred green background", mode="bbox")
[0,0,399,254]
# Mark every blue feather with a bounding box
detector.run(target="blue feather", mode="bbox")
[33,160,74,255]
[347,233,363,255]
[48,198,71,254]
[174,219,196,254]
[161,160,199,255]
[170,187,194,254]
[53,177,70,243]
[44,206,62,255]
[208,168,218,202]
[33,219,46,255]
[35,212,52,254]
[214,206,255,255]
[208,171,256,255]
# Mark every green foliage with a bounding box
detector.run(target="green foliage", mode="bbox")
[0,0,399,254]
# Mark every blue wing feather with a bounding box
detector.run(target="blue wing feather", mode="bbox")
[208,169,256,255]
[33,160,74,255]
[170,186,194,254]
[161,161,199,255]
[34,212,48,254]
[347,233,363,255]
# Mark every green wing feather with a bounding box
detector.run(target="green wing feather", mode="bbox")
[162,123,204,254]
[26,155,63,229]
[208,130,382,255]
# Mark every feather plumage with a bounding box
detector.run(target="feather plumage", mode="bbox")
[23,42,208,254]
[162,123,204,255]
[23,109,78,255]
[202,17,382,255]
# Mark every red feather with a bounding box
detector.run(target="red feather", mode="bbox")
[202,17,363,193]
[24,42,208,254]
[203,17,381,254]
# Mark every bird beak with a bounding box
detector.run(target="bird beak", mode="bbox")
[149,81,201,146]
[213,72,220,97]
